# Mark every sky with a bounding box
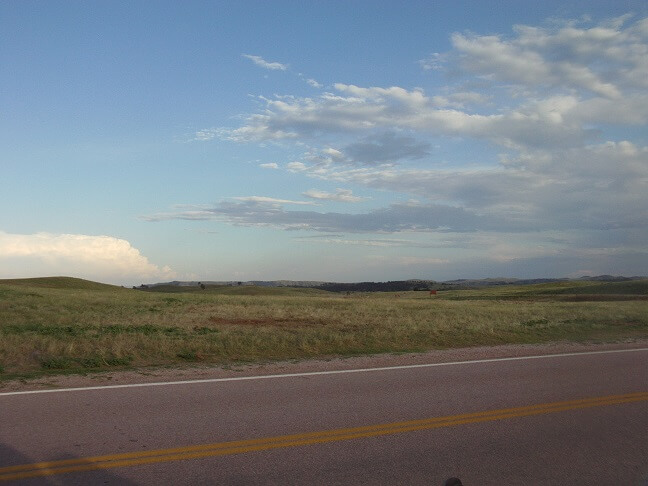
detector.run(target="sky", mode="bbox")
[1,0,647,285]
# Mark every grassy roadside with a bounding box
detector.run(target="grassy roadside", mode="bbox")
[1,277,647,379]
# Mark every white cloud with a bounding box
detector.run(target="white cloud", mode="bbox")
[302,188,367,203]
[418,52,446,71]
[191,128,219,141]
[242,54,288,71]
[213,83,594,150]
[233,196,316,206]
[450,15,648,98]
[259,162,279,169]
[307,78,323,88]
[323,148,344,159]
[0,232,175,284]
[286,161,307,172]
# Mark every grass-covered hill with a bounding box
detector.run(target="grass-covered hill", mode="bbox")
[0,276,122,291]
[540,279,648,295]
[442,279,648,301]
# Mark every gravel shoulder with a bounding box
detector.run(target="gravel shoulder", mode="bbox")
[2,339,647,393]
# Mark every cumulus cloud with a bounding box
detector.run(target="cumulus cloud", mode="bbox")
[450,22,631,98]
[214,82,595,150]
[286,161,308,172]
[0,232,175,284]
[242,54,288,71]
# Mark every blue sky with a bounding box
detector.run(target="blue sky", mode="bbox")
[2,0,647,285]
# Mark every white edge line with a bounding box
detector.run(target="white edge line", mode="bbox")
[1,348,647,397]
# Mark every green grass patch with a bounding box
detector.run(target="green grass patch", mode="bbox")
[440,279,648,301]
[520,318,550,327]
[0,277,646,378]
[40,355,132,370]
[176,351,203,361]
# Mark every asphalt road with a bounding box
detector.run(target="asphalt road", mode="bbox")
[1,348,647,485]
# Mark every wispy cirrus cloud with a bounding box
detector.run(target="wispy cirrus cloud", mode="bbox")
[143,199,500,233]
[293,236,439,248]
[242,54,288,71]
[232,196,316,205]
[302,188,367,203]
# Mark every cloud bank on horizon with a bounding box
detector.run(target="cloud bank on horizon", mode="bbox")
[1,6,646,285]
[0,232,175,283]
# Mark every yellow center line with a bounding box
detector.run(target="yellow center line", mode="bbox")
[1,392,646,482]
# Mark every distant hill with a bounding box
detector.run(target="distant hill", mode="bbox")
[142,275,647,293]
[540,279,648,296]
[148,280,327,288]
[6,275,642,295]
[442,277,569,287]
[313,280,440,293]
[576,275,644,282]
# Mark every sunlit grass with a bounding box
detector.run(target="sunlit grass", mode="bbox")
[0,278,646,377]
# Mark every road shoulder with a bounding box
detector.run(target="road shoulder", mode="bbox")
[2,339,647,393]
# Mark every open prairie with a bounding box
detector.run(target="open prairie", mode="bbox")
[1,277,646,378]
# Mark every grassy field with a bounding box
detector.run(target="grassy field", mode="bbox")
[1,277,646,379]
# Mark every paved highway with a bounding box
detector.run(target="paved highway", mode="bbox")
[1,347,647,485]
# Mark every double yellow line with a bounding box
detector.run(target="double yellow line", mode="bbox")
[1,391,646,482]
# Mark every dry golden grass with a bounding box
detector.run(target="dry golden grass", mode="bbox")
[0,278,646,377]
